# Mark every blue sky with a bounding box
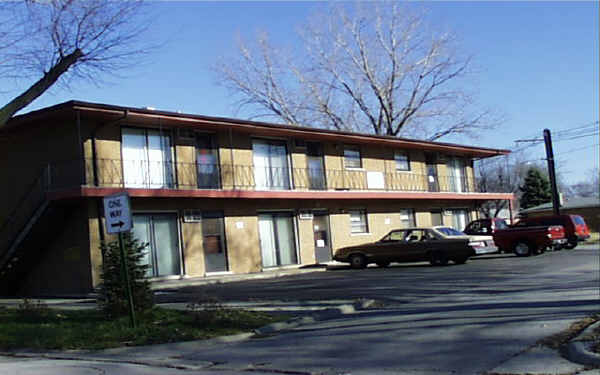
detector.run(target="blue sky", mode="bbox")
[2,1,598,184]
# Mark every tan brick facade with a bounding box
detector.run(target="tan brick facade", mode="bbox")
[0,101,512,295]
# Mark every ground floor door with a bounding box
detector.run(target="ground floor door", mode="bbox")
[313,212,331,263]
[202,211,229,273]
[202,211,228,273]
[132,213,181,277]
[451,209,470,232]
[431,209,443,226]
[258,212,298,268]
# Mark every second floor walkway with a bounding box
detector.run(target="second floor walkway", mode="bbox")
[45,158,492,195]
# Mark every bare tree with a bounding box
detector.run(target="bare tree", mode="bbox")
[215,2,498,140]
[0,0,151,127]
[476,154,531,218]
[567,167,600,199]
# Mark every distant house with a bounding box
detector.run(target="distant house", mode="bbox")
[519,197,600,233]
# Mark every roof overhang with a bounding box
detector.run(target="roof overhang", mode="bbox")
[4,100,510,159]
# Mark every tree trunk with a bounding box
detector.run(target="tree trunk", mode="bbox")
[0,49,83,127]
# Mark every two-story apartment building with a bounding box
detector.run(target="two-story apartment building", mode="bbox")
[0,101,513,295]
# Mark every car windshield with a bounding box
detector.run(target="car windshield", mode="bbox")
[572,216,586,225]
[436,227,465,236]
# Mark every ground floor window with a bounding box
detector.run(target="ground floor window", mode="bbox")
[399,209,416,228]
[132,213,181,278]
[258,212,298,268]
[201,211,228,273]
[349,209,368,233]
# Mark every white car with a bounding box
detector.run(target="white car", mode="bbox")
[431,226,498,255]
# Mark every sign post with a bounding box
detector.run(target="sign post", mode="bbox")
[103,192,136,328]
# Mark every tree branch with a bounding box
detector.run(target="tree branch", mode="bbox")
[0,48,82,126]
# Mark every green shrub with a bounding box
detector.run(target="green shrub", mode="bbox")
[98,232,154,318]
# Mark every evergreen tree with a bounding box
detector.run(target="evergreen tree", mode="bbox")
[519,167,552,209]
[98,232,154,318]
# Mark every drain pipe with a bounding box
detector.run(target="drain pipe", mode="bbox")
[91,109,128,186]
[90,110,128,248]
[229,127,236,189]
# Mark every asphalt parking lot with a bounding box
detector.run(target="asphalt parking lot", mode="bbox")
[156,244,600,307]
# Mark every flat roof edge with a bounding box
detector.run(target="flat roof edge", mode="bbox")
[5,100,510,157]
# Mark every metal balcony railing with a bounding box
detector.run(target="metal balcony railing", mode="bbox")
[40,158,480,193]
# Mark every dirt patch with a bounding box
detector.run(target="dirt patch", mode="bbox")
[537,313,600,350]
[589,325,600,353]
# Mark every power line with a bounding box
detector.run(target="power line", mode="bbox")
[516,120,598,143]
[554,124,598,136]
[557,143,599,155]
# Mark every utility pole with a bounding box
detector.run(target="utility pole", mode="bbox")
[543,129,560,215]
[514,129,561,215]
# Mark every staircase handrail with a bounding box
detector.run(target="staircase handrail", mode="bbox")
[0,166,49,256]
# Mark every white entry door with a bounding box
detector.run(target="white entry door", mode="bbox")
[132,213,181,277]
[258,213,298,268]
[451,209,469,232]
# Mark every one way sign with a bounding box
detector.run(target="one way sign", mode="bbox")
[103,192,132,234]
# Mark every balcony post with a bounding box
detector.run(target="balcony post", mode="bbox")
[229,127,236,189]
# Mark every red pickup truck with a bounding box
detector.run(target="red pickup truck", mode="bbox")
[464,218,567,256]
[513,214,590,249]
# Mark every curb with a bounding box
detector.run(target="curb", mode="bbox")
[254,299,375,336]
[564,321,600,366]
[151,267,328,291]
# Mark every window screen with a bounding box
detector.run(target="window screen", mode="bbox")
[395,152,410,171]
[344,146,362,169]
[349,210,368,233]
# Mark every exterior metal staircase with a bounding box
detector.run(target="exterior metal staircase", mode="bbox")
[0,168,70,295]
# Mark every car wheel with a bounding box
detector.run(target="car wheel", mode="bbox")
[349,254,367,269]
[514,241,532,257]
[429,251,448,266]
[453,257,468,265]
[376,261,390,268]
[564,238,577,250]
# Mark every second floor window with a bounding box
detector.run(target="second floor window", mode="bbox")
[122,127,174,188]
[344,146,362,169]
[253,139,291,190]
[349,209,368,233]
[447,157,467,192]
[196,134,220,189]
[395,152,411,171]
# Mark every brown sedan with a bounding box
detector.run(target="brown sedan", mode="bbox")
[333,227,476,269]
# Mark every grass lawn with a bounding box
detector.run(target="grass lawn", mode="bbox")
[0,304,285,351]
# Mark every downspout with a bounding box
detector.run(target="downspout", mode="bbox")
[229,127,236,189]
[76,110,84,186]
[90,110,128,247]
[91,109,128,186]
